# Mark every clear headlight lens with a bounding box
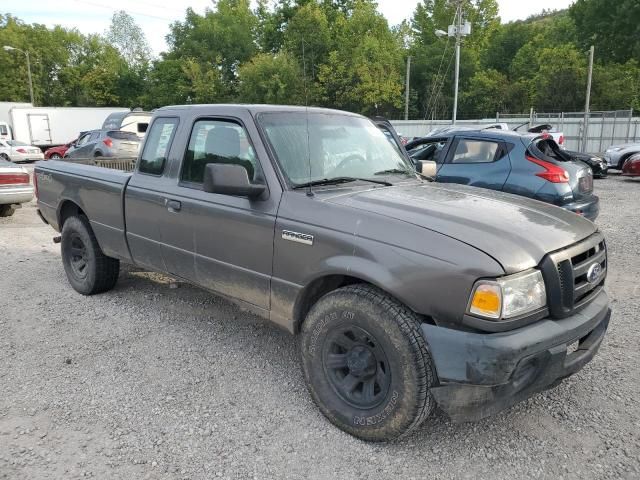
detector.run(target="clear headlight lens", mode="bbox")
[469,269,546,320]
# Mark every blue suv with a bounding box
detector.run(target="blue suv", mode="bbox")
[406,128,599,221]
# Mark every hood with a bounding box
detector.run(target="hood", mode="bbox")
[325,182,597,274]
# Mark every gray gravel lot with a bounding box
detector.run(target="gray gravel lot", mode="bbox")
[1,168,639,479]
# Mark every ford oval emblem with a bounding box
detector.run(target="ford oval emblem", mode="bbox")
[586,263,603,284]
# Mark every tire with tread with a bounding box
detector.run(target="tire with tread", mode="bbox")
[300,284,436,441]
[61,215,119,294]
[0,205,15,217]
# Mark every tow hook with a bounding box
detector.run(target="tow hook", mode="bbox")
[53,235,61,244]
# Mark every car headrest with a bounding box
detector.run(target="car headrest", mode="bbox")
[205,127,240,158]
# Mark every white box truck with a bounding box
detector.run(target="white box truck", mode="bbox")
[0,105,129,149]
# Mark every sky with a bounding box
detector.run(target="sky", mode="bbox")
[6,0,575,55]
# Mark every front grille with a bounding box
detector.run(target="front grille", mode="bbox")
[541,233,607,318]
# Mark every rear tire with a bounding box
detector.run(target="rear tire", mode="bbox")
[61,215,119,294]
[300,284,436,442]
[0,205,16,217]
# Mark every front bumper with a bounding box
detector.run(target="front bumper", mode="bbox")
[562,195,599,221]
[0,185,34,205]
[422,290,610,422]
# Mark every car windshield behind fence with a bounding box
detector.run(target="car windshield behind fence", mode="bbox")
[258,112,413,186]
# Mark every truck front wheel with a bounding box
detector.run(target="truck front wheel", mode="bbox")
[300,284,436,441]
[61,215,120,295]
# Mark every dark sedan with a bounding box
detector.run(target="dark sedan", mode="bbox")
[406,129,599,221]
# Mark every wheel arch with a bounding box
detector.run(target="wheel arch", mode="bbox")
[291,265,433,334]
[57,199,87,229]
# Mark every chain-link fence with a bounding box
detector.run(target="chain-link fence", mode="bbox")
[392,110,640,153]
[59,157,137,172]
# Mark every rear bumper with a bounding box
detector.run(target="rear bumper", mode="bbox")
[0,185,34,205]
[422,290,610,422]
[561,195,599,221]
[11,153,44,163]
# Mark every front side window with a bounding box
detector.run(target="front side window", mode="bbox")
[451,139,499,164]
[0,125,7,136]
[258,112,414,186]
[89,131,100,142]
[181,119,261,185]
[139,117,178,175]
[76,134,90,146]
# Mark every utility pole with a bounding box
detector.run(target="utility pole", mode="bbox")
[582,45,595,152]
[404,56,411,120]
[452,1,462,125]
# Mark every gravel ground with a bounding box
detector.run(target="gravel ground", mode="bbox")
[1,168,639,479]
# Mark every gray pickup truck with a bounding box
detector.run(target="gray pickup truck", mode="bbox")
[35,105,611,441]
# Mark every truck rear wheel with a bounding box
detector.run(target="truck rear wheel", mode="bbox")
[61,215,120,295]
[300,284,436,441]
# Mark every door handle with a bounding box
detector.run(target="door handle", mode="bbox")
[166,199,182,212]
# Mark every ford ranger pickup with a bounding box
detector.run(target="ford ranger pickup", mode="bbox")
[34,105,611,441]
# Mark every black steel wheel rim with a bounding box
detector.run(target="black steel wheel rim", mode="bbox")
[69,233,89,279]
[322,325,391,409]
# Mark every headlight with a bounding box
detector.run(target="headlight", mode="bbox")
[468,269,546,320]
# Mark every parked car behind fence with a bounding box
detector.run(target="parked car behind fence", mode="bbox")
[604,142,640,169]
[64,130,140,160]
[405,128,599,220]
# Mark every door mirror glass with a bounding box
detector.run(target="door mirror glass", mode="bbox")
[203,163,266,199]
[419,160,437,177]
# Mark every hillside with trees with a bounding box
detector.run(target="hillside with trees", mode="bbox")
[0,0,638,119]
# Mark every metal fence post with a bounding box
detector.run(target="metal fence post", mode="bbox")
[598,113,605,152]
[626,109,633,143]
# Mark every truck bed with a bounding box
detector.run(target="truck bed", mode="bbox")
[35,160,133,262]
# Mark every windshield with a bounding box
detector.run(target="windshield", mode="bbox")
[257,112,414,186]
[7,140,29,147]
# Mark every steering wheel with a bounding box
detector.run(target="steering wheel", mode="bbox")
[333,154,367,174]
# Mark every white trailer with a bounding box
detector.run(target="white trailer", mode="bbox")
[0,102,32,141]
[0,106,129,148]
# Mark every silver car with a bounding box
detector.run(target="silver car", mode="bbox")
[64,129,141,160]
[0,157,33,216]
[603,142,640,169]
[0,139,45,163]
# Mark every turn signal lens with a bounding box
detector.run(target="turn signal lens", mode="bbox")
[469,283,502,319]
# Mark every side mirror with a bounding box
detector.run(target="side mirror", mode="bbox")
[203,163,266,199]
[418,160,437,177]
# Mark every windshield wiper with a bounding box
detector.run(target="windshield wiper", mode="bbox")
[292,177,392,189]
[374,168,415,176]
[375,167,435,182]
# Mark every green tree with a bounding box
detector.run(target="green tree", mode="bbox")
[571,0,640,64]
[317,1,404,116]
[238,52,304,104]
[459,69,508,118]
[166,0,257,85]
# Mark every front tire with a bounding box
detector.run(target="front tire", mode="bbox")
[50,153,61,159]
[61,215,120,294]
[300,284,436,441]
